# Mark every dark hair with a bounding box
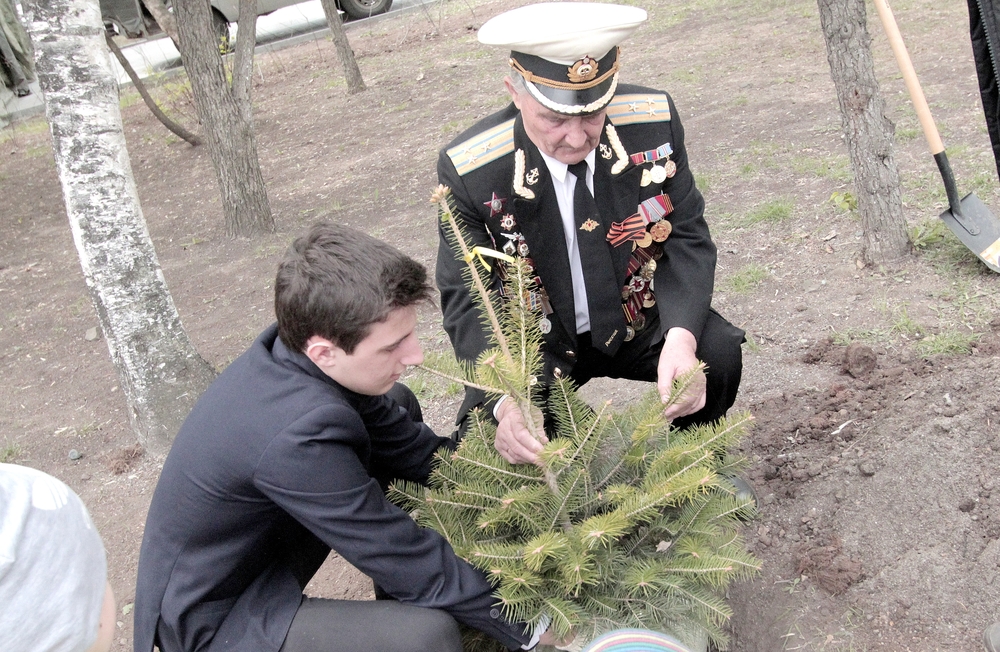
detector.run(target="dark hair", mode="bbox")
[275,223,433,353]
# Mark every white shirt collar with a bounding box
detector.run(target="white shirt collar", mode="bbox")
[538,149,597,184]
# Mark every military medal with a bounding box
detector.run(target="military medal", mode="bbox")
[650,221,672,242]
[484,192,507,217]
[539,317,552,334]
[629,143,674,184]
[624,326,635,342]
[640,169,652,187]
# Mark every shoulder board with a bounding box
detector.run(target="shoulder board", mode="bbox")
[447,118,516,176]
[606,93,671,126]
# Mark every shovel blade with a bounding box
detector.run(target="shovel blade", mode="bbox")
[939,192,1000,273]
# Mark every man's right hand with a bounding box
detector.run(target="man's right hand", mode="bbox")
[495,399,547,465]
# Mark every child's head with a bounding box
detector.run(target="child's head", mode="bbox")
[0,463,115,652]
[274,222,434,354]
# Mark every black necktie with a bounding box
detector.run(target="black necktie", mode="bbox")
[568,161,625,355]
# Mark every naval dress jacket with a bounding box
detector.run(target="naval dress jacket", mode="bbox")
[132,324,530,652]
[436,84,717,422]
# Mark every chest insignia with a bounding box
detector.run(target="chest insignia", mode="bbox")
[484,192,508,217]
[513,149,536,200]
[604,124,630,175]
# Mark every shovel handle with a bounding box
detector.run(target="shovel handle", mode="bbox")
[872,0,945,156]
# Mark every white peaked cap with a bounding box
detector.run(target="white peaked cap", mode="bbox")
[478,2,648,65]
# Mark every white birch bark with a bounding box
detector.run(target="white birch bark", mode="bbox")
[25,0,216,454]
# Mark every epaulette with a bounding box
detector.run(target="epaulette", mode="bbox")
[606,93,671,126]
[447,118,516,176]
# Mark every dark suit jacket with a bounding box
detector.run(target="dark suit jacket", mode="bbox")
[133,324,529,652]
[436,84,717,422]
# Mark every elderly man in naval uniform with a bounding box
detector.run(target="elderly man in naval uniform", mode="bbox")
[436,3,748,475]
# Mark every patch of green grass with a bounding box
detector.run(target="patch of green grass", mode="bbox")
[408,349,465,402]
[887,304,924,339]
[0,116,49,144]
[830,327,884,347]
[0,439,24,463]
[693,172,711,195]
[789,154,851,183]
[914,330,979,357]
[736,198,794,228]
[894,125,921,142]
[723,263,770,295]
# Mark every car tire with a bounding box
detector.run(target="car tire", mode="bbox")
[338,0,392,20]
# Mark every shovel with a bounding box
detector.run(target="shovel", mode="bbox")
[874,0,1000,273]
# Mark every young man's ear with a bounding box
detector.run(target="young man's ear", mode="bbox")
[304,336,341,369]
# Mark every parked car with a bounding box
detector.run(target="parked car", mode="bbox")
[100,0,392,43]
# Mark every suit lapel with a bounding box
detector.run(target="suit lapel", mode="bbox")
[594,118,643,288]
[509,117,578,341]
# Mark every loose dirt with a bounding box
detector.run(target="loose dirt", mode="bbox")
[2,0,1000,650]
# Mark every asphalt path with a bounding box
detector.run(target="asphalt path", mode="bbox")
[117,0,430,82]
[1,0,431,122]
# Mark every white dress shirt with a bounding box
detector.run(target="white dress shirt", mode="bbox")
[537,149,597,335]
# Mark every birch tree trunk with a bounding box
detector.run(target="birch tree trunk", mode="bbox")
[319,0,366,94]
[818,0,911,267]
[174,0,274,236]
[25,0,216,455]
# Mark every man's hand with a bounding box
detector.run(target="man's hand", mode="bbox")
[542,628,578,651]
[657,327,706,421]
[495,399,547,465]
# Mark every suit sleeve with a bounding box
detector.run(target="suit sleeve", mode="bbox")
[253,403,530,650]
[436,150,502,420]
[652,94,717,341]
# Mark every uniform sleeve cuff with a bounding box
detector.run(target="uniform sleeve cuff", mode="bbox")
[521,615,550,650]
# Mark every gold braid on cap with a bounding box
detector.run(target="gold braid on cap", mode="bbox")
[509,48,620,91]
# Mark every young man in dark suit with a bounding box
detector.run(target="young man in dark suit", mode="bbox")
[436,3,746,467]
[133,224,558,652]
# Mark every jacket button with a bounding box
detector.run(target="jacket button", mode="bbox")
[490,608,500,619]
[566,350,576,359]
[553,368,563,378]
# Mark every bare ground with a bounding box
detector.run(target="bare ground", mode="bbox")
[2,0,1000,650]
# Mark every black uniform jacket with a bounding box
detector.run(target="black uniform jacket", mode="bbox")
[436,84,717,420]
[133,324,529,652]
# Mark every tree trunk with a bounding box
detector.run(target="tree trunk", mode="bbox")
[24,0,217,455]
[174,0,274,237]
[105,32,202,145]
[319,0,366,94]
[818,0,911,267]
[140,0,179,45]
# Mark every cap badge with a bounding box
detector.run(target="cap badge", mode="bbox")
[567,56,599,83]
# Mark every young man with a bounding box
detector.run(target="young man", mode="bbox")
[133,224,551,652]
[0,463,116,652]
[436,4,745,466]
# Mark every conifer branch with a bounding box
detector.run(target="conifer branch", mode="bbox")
[414,363,500,393]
